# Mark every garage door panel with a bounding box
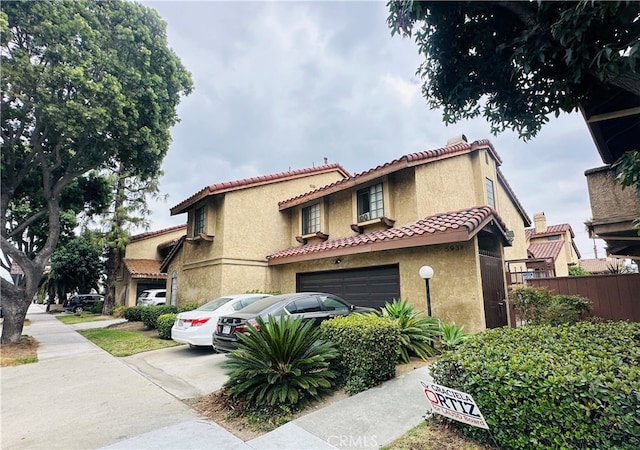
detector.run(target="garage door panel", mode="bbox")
[297,265,399,310]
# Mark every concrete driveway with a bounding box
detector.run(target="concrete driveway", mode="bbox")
[121,344,229,400]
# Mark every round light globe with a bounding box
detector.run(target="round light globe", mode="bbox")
[419,265,434,280]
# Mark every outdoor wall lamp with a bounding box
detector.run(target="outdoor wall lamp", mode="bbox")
[419,265,434,317]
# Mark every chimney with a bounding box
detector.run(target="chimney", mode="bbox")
[533,212,547,233]
[324,157,328,165]
[446,134,468,147]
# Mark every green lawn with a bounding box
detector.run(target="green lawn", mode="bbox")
[56,313,112,325]
[78,328,181,356]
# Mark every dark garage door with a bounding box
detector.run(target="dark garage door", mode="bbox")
[297,265,400,310]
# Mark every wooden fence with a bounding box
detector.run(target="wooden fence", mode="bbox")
[527,273,640,322]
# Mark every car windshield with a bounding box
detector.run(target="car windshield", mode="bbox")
[198,297,233,311]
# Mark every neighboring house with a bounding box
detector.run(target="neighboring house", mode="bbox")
[163,137,531,332]
[115,225,186,307]
[581,86,640,262]
[579,257,628,275]
[506,213,580,281]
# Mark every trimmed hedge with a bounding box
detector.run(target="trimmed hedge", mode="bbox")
[509,286,591,325]
[178,302,200,313]
[88,300,104,314]
[430,321,640,449]
[157,313,177,339]
[141,305,178,329]
[321,314,401,394]
[123,306,146,322]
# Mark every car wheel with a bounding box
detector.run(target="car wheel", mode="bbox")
[74,306,83,313]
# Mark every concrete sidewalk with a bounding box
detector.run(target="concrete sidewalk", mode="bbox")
[1,304,433,450]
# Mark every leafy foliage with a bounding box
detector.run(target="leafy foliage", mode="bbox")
[141,305,178,330]
[321,314,401,394]
[438,321,470,351]
[178,302,201,313]
[380,298,440,362]
[48,232,104,299]
[509,287,591,325]
[223,315,338,408]
[0,0,192,343]
[568,265,590,276]
[157,313,177,340]
[607,261,632,274]
[123,306,145,322]
[430,321,640,449]
[387,1,639,139]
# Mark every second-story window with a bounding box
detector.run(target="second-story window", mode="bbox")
[485,178,495,209]
[194,206,206,235]
[302,204,320,235]
[357,183,384,222]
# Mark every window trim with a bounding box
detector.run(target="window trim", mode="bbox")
[485,178,496,209]
[302,203,321,235]
[356,182,384,222]
[193,206,206,236]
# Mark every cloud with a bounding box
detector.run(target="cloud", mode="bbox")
[141,0,607,259]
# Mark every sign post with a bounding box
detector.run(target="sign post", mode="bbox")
[420,381,489,430]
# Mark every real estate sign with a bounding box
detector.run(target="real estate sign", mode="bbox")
[420,381,489,429]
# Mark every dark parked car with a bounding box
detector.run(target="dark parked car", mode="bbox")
[64,294,104,313]
[212,292,376,352]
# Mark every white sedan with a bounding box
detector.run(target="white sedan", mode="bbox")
[171,293,271,347]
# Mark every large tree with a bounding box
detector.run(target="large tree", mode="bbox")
[387,1,639,139]
[1,1,192,343]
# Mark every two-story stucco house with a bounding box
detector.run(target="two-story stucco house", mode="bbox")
[162,137,531,332]
[116,225,186,306]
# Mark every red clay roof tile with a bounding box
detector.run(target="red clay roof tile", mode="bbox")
[527,241,564,261]
[171,164,350,215]
[267,206,509,263]
[130,224,187,242]
[123,259,166,279]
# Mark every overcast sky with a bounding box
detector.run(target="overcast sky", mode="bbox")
[138,0,608,259]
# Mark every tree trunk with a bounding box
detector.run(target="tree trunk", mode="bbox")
[102,246,122,315]
[0,266,41,344]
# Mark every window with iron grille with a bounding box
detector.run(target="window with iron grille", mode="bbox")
[302,204,320,235]
[194,206,206,235]
[357,183,384,221]
[485,178,495,209]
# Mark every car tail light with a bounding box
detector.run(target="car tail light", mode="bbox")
[247,318,260,331]
[184,318,210,327]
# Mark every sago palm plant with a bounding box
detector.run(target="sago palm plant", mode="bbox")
[223,315,338,408]
[381,298,441,363]
[439,321,470,351]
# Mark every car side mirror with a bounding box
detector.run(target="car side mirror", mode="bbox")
[350,304,355,311]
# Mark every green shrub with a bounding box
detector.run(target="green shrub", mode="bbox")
[157,313,177,339]
[381,298,440,362]
[545,294,591,325]
[509,287,591,325]
[568,265,590,276]
[178,302,200,313]
[321,314,401,394]
[88,300,104,314]
[112,306,126,318]
[123,306,145,322]
[223,315,337,408]
[438,321,470,351]
[430,321,640,450]
[508,286,553,324]
[141,305,178,329]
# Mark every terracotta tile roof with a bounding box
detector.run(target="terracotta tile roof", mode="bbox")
[579,257,626,274]
[123,259,166,279]
[267,206,510,264]
[526,223,574,240]
[278,139,509,210]
[171,164,350,215]
[130,224,187,242]
[527,241,564,261]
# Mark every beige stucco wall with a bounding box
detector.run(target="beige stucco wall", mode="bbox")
[587,166,640,222]
[169,171,345,304]
[124,228,185,260]
[268,238,487,333]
